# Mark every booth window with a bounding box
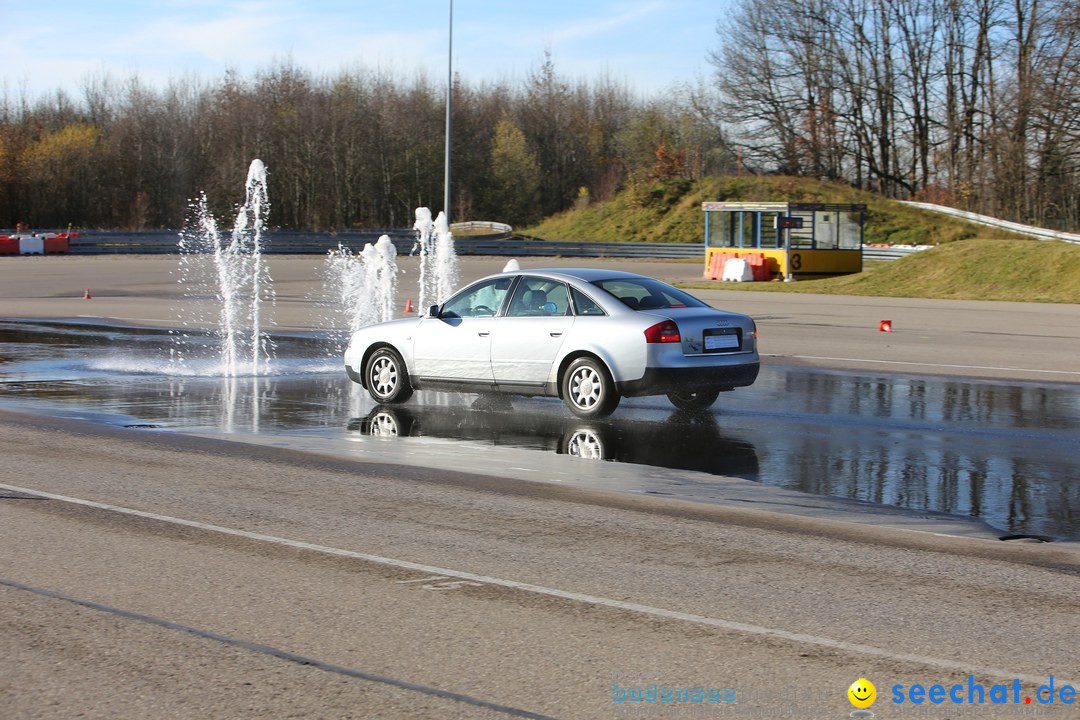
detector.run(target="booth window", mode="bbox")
[839,211,862,248]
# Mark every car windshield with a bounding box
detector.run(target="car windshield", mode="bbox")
[590,277,708,311]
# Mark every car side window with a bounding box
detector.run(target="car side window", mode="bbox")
[570,287,605,316]
[505,278,571,317]
[440,278,512,318]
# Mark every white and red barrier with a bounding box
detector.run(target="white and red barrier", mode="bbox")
[0,232,75,255]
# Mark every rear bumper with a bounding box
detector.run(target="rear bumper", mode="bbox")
[617,361,760,397]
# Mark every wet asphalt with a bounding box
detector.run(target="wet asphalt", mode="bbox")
[1,320,1076,540]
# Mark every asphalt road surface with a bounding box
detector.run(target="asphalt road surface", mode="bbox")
[2,255,1080,719]
[3,254,1078,384]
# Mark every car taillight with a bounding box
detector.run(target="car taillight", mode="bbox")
[644,320,681,343]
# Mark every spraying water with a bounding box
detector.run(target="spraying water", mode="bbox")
[414,208,459,313]
[177,159,274,377]
[324,235,399,336]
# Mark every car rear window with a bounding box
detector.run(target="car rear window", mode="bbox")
[590,278,708,310]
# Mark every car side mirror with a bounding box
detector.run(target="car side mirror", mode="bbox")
[427,304,440,318]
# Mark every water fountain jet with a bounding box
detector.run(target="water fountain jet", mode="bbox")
[414,208,459,312]
[324,235,399,337]
[176,159,274,377]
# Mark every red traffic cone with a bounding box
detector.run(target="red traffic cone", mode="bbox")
[879,319,892,332]
[404,298,414,313]
[83,288,92,300]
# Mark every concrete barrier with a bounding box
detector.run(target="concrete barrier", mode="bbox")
[18,236,44,255]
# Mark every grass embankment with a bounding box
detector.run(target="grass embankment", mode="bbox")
[523,175,1008,246]
[524,175,1080,304]
[685,238,1080,304]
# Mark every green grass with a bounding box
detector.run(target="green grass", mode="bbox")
[523,175,1011,246]
[682,238,1080,304]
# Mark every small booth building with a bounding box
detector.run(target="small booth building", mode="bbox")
[703,202,866,281]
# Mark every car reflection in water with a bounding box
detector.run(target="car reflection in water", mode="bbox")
[348,397,759,480]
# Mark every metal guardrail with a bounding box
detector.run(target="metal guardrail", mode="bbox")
[49,228,923,261]
[900,201,1080,244]
[67,229,422,255]
[63,230,708,259]
[863,245,927,261]
[460,239,705,259]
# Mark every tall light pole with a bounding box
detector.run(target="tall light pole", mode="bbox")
[443,0,453,224]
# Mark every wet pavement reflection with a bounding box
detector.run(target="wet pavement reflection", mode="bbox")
[1,321,1078,539]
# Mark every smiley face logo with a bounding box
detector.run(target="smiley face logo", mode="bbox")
[847,678,876,709]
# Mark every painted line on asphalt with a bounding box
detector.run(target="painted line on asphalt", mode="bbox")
[3,482,1073,688]
[0,577,556,720]
[768,354,1080,377]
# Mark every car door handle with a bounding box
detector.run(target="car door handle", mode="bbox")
[478,331,490,337]
[549,331,563,337]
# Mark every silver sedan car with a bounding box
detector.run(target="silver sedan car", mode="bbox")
[344,268,759,418]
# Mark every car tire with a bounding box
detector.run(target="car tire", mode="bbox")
[562,427,605,460]
[562,357,620,418]
[362,406,416,437]
[666,389,720,411]
[365,347,413,404]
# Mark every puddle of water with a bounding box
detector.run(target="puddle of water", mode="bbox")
[1,321,1078,539]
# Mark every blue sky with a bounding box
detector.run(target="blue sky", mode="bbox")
[1,1,733,100]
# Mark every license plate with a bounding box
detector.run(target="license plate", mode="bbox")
[704,330,740,351]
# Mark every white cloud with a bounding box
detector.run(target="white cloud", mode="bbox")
[546,1,665,44]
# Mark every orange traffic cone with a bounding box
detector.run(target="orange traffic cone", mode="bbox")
[83,288,92,300]
[879,320,892,332]
[404,298,414,313]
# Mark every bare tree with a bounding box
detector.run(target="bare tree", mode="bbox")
[707,0,1079,229]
